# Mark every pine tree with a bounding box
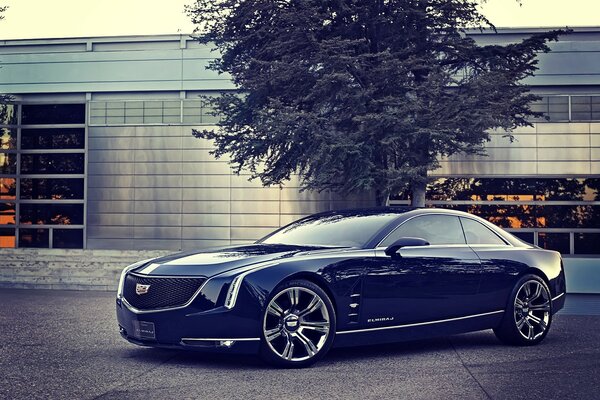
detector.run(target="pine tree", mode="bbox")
[187,0,567,206]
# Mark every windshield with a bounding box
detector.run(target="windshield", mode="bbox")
[259,213,400,248]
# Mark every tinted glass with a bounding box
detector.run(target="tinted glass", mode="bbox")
[574,233,600,255]
[21,153,84,174]
[0,104,18,125]
[460,218,506,245]
[407,178,600,202]
[0,178,16,200]
[0,202,15,224]
[0,128,17,149]
[20,204,84,225]
[511,231,534,245]
[21,128,85,149]
[19,229,49,248]
[261,213,400,247]
[380,215,466,246]
[538,232,570,255]
[0,227,15,248]
[20,178,84,200]
[0,152,16,174]
[53,229,84,249]
[21,104,85,125]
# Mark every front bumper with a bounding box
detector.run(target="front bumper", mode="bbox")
[116,296,261,355]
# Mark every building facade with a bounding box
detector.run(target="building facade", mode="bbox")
[0,29,598,290]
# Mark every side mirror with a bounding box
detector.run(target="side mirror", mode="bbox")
[384,237,430,258]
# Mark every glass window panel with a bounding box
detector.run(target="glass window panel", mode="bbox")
[537,232,570,255]
[21,128,85,149]
[0,178,16,200]
[574,233,600,255]
[20,203,84,225]
[21,153,85,174]
[571,112,592,121]
[0,202,15,224]
[0,152,17,174]
[537,205,599,228]
[20,178,84,200]
[53,229,84,249]
[436,204,538,228]
[0,104,18,125]
[0,128,17,149]
[424,178,600,202]
[547,112,569,121]
[0,227,15,248]
[380,215,466,246]
[21,104,85,125]
[460,217,506,245]
[571,96,591,105]
[511,231,534,245]
[182,114,202,124]
[19,228,49,248]
[106,116,125,124]
[105,101,125,109]
[89,116,107,125]
[125,116,143,124]
[548,96,569,105]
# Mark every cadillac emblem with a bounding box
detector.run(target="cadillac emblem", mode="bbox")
[136,283,151,295]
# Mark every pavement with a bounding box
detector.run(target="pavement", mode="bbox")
[0,289,599,400]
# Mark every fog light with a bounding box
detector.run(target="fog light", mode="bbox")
[220,340,235,348]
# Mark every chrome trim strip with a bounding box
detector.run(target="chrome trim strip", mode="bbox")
[120,276,212,314]
[552,292,566,302]
[337,310,505,335]
[181,337,260,342]
[376,212,513,248]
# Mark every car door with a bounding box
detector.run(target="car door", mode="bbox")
[361,214,483,327]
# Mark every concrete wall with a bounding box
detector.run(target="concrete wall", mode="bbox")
[1,248,596,293]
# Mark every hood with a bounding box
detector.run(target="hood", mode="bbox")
[131,243,335,277]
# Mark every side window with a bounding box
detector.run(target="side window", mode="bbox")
[380,215,466,247]
[460,218,507,245]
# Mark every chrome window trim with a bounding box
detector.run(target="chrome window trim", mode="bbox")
[376,213,513,249]
[337,310,504,335]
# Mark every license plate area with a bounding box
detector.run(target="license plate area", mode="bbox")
[133,321,156,340]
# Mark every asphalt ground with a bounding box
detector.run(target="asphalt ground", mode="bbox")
[0,289,599,400]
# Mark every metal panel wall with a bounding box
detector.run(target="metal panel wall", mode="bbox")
[87,125,375,250]
[432,123,598,177]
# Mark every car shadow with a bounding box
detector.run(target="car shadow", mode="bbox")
[116,330,503,370]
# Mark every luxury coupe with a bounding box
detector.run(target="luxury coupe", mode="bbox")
[116,208,566,367]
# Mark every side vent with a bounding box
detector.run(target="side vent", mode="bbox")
[348,279,363,324]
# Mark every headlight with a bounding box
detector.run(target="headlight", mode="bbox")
[224,274,245,309]
[116,258,154,298]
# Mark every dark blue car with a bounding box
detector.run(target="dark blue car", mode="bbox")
[116,208,566,367]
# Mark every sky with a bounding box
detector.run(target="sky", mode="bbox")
[0,0,599,40]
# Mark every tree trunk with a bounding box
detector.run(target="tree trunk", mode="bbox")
[375,189,390,207]
[411,182,426,208]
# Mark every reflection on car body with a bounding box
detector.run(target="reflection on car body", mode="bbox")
[116,207,566,367]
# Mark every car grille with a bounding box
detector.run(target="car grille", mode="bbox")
[123,273,207,311]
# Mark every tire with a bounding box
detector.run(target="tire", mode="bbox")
[494,274,552,346]
[259,279,336,368]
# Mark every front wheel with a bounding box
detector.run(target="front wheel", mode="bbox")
[260,280,336,368]
[494,274,552,346]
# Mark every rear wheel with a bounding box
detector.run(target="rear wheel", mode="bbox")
[494,274,552,346]
[260,280,336,368]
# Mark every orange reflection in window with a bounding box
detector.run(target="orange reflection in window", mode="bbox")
[0,234,15,248]
[0,178,16,200]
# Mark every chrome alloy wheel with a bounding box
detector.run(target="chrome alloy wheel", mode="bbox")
[514,279,551,341]
[263,287,331,362]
